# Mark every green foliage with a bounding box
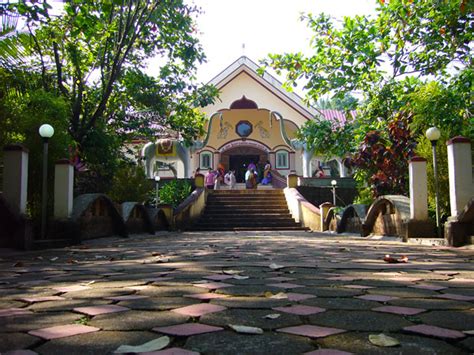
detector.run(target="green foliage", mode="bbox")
[350,113,416,197]
[415,136,450,222]
[107,164,153,204]
[316,94,359,111]
[263,0,473,204]
[158,180,192,208]
[262,0,473,102]
[297,118,355,158]
[2,0,218,153]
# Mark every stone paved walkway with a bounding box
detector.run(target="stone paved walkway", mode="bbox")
[0,231,473,354]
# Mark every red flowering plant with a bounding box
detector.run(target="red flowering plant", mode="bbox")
[350,113,416,197]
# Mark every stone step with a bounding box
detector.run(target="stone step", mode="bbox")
[190,226,309,231]
[204,207,289,212]
[193,220,301,227]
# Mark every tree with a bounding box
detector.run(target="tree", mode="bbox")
[261,0,473,202]
[261,0,473,102]
[2,0,218,152]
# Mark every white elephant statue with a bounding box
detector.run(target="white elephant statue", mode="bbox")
[141,112,223,179]
[141,139,191,178]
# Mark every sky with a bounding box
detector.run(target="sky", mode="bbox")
[190,0,378,84]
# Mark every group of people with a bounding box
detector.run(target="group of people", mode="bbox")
[244,161,272,189]
[197,161,273,190]
[200,164,237,190]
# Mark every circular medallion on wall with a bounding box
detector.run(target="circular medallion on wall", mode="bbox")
[235,120,253,138]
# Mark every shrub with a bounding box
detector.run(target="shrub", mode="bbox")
[159,180,192,208]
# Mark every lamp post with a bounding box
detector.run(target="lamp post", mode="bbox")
[154,175,161,208]
[426,127,441,238]
[39,124,54,239]
[331,179,337,206]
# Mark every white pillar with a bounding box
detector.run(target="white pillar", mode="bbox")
[54,159,74,219]
[302,149,313,178]
[447,136,473,217]
[338,158,348,178]
[2,144,29,214]
[409,156,428,220]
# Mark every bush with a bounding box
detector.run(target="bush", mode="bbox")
[107,163,153,203]
[159,180,192,208]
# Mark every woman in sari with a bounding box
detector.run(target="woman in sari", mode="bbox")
[261,161,272,185]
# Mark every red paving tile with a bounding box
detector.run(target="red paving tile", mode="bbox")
[172,303,227,317]
[287,293,316,302]
[356,295,398,302]
[273,305,326,316]
[0,308,32,317]
[403,324,466,339]
[104,295,149,301]
[28,324,100,340]
[183,293,227,300]
[19,296,66,303]
[73,304,129,316]
[373,305,426,315]
[277,324,346,338]
[192,282,233,290]
[153,323,223,336]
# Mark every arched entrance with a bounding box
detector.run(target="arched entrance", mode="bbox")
[219,140,270,183]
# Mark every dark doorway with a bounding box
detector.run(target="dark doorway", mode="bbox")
[229,155,259,183]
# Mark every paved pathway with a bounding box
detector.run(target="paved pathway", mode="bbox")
[0,231,473,354]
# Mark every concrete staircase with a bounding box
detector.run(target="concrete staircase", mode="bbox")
[190,189,307,231]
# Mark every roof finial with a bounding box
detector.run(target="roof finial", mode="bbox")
[242,43,246,56]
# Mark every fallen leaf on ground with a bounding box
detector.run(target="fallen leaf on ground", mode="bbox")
[229,324,263,334]
[233,275,249,280]
[50,257,59,262]
[13,262,24,267]
[113,336,170,353]
[264,291,288,299]
[463,330,474,335]
[369,334,400,347]
[223,269,243,275]
[269,263,284,270]
[264,313,281,319]
[81,280,95,286]
[383,255,408,264]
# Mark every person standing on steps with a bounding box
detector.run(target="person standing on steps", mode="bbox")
[245,166,257,189]
[205,168,216,189]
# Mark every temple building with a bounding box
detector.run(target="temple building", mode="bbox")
[144,56,352,180]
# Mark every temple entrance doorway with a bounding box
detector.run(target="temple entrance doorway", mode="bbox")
[220,144,268,183]
[229,154,259,183]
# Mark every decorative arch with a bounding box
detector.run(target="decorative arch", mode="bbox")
[336,204,368,234]
[230,95,258,109]
[218,139,271,153]
[72,193,127,239]
[362,195,410,238]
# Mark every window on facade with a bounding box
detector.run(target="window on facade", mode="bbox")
[200,151,212,169]
[276,150,289,169]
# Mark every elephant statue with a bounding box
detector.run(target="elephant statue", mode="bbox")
[270,111,314,178]
[141,112,223,179]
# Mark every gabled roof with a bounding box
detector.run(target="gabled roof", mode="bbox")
[208,56,318,120]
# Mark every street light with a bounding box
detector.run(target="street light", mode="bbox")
[426,126,441,238]
[331,179,337,206]
[39,124,54,239]
[154,175,161,208]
